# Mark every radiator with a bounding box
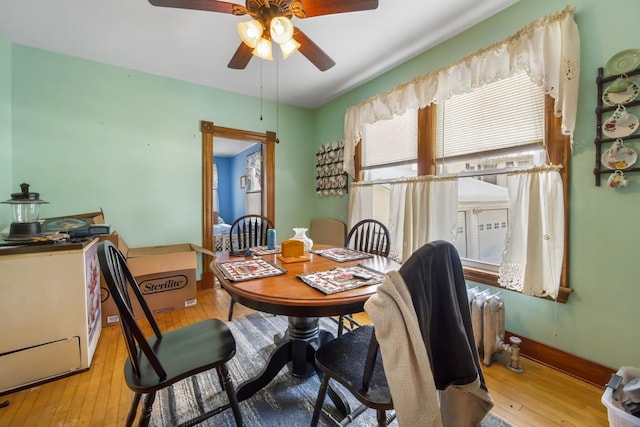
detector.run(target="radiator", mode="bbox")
[467,287,524,373]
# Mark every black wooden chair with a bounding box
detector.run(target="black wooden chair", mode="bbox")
[345,219,391,257]
[97,240,243,427]
[312,241,490,427]
[337,219,391,336]
[227,214,274,320]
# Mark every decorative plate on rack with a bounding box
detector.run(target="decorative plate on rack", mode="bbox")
[601,145,638,170]
[605,49,640,75]
[603,81,640,106]
[602,112,639,138]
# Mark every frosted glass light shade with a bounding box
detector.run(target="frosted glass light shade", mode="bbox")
[270,16,294,44]
[238,19,263,48]
[279,38,300,59]
[252,38,273,60]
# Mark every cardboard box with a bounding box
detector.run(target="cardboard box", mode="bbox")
[98,231,130,327]
[98,228,214,327]
[43,209,106,225]
[125,243,214,317]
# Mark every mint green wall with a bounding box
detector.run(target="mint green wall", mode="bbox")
[9,46,316,247]
[314,0,640,369]
[0,33,11,231]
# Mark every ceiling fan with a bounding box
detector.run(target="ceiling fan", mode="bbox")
[148,0,379,71]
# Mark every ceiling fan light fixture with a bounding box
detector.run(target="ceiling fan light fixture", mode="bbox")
[252,38,273,60]
[269,16,294,44]
[279,38,301,59]
[237,19,263,48]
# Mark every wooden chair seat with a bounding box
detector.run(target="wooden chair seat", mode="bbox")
[124,320,236,391]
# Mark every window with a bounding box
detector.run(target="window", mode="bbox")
[362,108,418,181]
[355,73,571,302]
[436,72,545,271]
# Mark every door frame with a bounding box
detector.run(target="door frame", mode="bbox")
[200,120,276,286]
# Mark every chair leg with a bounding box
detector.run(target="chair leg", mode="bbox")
[215,365,225,390]
[337,314,362,337]
[218,364,243,426]
[376,409,388,427]
[337,315,345,337]
[228,299,236,321]
[138,392,156,427]
[126,393,143,427]
[311,375,331,427]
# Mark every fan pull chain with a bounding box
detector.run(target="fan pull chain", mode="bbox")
[259,57,263,121]
[276,53,280,143]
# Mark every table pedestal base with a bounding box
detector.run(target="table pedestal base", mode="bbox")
[235,316,351,417]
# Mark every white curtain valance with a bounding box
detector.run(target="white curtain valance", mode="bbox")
[343,6,580,177]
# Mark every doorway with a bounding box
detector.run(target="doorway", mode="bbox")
[200,120,276,287]
[214,138,261,224]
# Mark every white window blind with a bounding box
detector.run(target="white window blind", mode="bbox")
[363,108,418,167]
[436,72,545,159]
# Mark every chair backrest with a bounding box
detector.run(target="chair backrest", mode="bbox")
[310,218,347,247]
[97,240,167,381]
[229,214,274,252]
[345,219,390,256]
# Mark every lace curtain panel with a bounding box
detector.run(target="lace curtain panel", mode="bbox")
[343,6,580,177]
[349,176,458,263]
[349,166,564,299]
[498,165,564,299]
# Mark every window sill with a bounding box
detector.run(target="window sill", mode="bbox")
[463,266,572,303]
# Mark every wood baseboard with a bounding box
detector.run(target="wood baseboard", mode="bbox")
[506,331,615,388]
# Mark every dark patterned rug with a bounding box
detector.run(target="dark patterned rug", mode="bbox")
[150,312,510,426]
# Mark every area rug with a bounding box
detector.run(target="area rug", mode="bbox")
[150,312,510,426]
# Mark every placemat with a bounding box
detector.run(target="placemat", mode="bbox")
[311,247,374,262]
[297,264,385,295]
[216,258,287,282]
[251,245,282,255]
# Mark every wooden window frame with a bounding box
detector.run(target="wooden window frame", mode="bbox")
[355,95,572,302]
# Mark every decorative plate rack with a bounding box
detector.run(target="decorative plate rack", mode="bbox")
[316,140,348,196]
[595,66,640,186]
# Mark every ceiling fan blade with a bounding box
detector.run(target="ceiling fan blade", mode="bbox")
[293,28,335,72]
[148,0,244,15]
[294,0,378,18]
[228,42,253,69]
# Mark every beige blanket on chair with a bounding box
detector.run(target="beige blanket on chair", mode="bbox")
[365,271,493,426]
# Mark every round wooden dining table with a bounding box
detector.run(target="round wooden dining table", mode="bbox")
[211,248,400,408]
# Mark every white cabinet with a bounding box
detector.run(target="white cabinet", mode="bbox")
[0,238,102,393]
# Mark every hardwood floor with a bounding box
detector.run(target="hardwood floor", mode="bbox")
[0,287,610,426]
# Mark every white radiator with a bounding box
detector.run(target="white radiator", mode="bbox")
[467,287,524,373]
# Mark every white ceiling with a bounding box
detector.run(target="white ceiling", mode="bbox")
[215,138,258,157]
[0,0,518,112]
